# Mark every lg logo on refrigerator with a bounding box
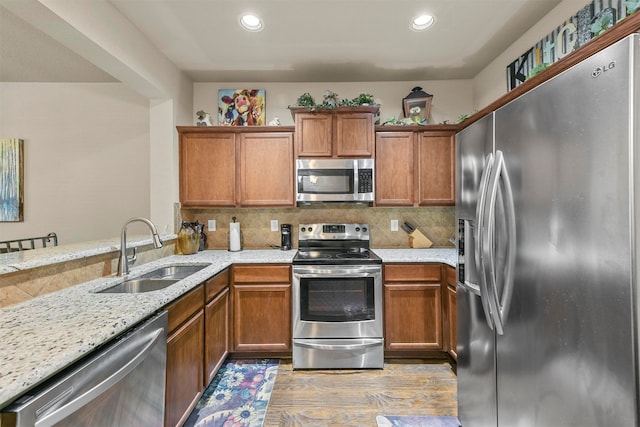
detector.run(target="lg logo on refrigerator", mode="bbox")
[592,61,616,77]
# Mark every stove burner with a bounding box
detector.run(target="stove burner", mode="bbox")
[336,252,369,259]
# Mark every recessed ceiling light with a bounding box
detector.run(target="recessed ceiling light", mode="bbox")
[239,14,263,32]
[411,14,435,31]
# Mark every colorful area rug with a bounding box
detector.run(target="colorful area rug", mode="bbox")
[376,415,460,427]
[184,359,279,427]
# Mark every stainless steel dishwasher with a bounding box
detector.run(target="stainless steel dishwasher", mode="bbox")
[1,311,167,427]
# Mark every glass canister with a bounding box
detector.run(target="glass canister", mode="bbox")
[177,221,201,255]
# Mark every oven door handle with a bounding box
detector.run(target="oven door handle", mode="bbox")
[295,339,382,351]
[293,267,381,277]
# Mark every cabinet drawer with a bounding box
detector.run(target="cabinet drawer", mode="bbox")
[205,268,230,302]
[166,285,204,334]
[384,264,441,282]
[233,265,291,283]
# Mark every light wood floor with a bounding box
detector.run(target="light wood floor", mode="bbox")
[263,359,458,427]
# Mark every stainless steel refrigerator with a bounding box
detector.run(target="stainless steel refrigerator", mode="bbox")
[456,33,639,427]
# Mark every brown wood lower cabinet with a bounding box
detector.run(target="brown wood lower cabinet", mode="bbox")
[164,285,205,427]
[204,269,230,385]
[384,264,443,354]
[445,265,457,360]
[231,264,291,354]
[164,268,230,427]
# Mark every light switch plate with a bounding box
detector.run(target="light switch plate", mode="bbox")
[271,219,279,232]
[391,220,399,231]
[208,219,216,231]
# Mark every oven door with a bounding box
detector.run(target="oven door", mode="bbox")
[292,264,382,339]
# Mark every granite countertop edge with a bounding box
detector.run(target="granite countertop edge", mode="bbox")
[0,247,455,409]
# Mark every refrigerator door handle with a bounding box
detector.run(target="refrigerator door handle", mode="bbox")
[475,152,495,330]
[481,151,503,333]
[483,150,517,335]
[494,151,517,333]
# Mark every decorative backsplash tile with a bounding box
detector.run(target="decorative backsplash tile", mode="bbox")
[182,206,455,250]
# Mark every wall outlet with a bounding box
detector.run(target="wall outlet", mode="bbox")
[270,219,279,232]
[208,219,216,232]
[391,219,399,231]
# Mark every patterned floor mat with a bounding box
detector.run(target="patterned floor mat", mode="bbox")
[184,359,279,427]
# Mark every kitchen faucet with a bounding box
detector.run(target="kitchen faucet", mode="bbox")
[117,217,163,276]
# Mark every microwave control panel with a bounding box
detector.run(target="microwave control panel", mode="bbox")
[358,169,373,193]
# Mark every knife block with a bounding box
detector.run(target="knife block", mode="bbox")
[408,229,433,248]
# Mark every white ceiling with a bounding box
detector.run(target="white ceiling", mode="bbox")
[0,0,563,83]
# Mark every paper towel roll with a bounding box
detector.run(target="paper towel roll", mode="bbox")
[229,222,241,252]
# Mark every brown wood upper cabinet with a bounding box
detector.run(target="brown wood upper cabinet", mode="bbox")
[178,127,295,208]
[375,129,455,206]
[292,107,376,158]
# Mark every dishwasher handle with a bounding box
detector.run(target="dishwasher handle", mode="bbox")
[35,320,165,426]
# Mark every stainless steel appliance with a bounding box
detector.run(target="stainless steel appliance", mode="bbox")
[295,158,374,204]
[292,223,383,369]
[1,311,167,426]
[456,34,639,427]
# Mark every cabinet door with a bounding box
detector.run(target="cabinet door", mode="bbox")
[232,283,292,352]
[384,264,443,352]
[295,113,332,157]
[335,113,374,157]
[205,288,230,384]
[238,132,294,206]
[180,133,236,207]
[384,283,443,351]
[375,132,415,206]
[232,265,291,353]
[417,132,455,205]
[445,266,457,360]
[165,311,204,427]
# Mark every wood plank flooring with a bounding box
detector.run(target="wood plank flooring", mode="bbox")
[262,359,458,427]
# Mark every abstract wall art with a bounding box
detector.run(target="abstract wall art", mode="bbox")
[0,138,24,222]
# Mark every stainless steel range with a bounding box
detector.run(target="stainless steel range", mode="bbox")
[292,223,383,369]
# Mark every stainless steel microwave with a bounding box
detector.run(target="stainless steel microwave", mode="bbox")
[295,158,375,204]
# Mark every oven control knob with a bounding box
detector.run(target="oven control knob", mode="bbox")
[363,227,367,232]
[301,227,306,232]
[308,227,313,232]
[355,227,360,232]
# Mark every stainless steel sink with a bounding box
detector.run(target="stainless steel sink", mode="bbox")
[98,278,180,293]
[139,263,210,280]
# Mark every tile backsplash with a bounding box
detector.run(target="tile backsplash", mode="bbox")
[182,205,455,250]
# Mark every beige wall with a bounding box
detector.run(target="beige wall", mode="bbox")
[472,0,589,110]
[193,80,475,127]
[0,82,152,244]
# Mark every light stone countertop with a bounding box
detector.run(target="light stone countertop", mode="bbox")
[373,248,456,267]
[0,247,455,410]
